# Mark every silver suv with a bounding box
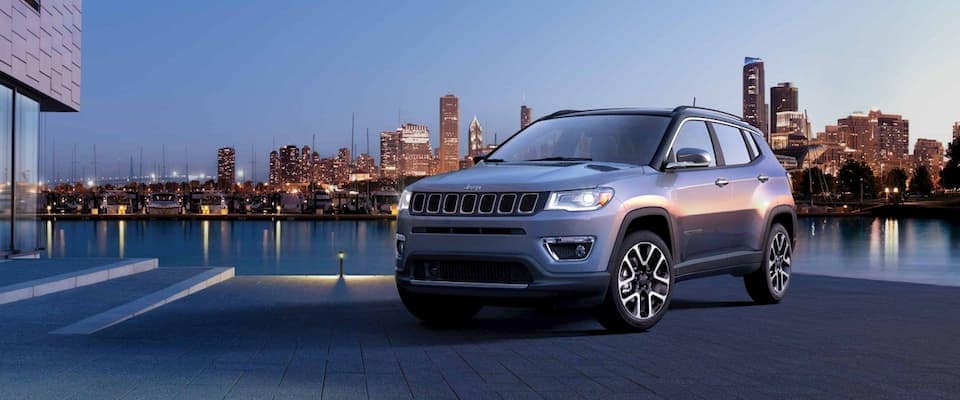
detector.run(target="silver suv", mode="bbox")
[395,106,796,331]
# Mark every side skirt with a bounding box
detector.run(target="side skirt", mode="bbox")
[674,251,763,282]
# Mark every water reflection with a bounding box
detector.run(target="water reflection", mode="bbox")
[37,217,960,285]
[43,219,397,276]
[797,217,960,286]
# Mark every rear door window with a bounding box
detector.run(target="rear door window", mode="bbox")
[712,123,753,166]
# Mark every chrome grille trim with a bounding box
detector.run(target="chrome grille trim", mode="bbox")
[478,194,496,214]
[460,194,478,214]
[517,193,539,214]
[497,194,516,214]
[410,192,545,216]
[442,193,459,214]
[411,193,426,213]
[426,194,442,213]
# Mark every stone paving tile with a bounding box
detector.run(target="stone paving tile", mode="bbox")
[0,274,958,399]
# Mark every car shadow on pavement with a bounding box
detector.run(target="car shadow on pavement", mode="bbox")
[668,298,758,310]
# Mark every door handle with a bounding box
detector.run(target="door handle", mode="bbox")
[758,174,769,183]
[715,178,729,187]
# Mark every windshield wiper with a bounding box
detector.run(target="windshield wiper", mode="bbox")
[483,158,506,163]
[525,157,593,162]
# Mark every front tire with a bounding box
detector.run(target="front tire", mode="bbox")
[744,223,792,304]
[397,287,482,324]
[595,230,674,332]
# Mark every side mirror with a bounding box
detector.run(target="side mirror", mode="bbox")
[666,148,712,169]
[471,153,488,164]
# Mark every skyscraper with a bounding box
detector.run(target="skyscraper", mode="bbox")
[742,57,767,139]
[875,112,909,168]
[914,138,944,176]
[953,122,960,141]
[380,130,400,180]
[217,147,236,189]
[439,94,460,173]
[521,105,533,129]
[468,116,483,158]
[279,145,302,184]
[837,112,876,167]
[399,123,432,177]
[334,147,351,185]
[770,82,798,134]
[268,151,279,185]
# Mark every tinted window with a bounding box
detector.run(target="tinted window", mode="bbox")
[487,115,671,165]
[712,123,752,165]
[671,120,716,167]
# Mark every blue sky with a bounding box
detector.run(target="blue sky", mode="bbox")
[46,0,960,181]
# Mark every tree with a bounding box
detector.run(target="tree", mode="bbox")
[883,168,908,193]
[793,167,835,198]
[943,138,960,190]
[909,165,934,195]
[837,159,877,200]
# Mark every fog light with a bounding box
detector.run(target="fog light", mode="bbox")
[396,233,406,260]
[543,236,595,261]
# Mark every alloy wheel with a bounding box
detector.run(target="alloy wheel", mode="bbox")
[618,242,670,320]
[768,232,791,295]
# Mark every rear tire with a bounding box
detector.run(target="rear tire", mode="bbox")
[397,287,482,324]
[745,223,792,304]
[595,230,674,332]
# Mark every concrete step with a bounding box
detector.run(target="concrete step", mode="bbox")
[0,258,157,305]
[0,266,234,341]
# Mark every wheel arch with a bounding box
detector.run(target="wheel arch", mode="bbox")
[762,205,797,249]
[609,207,679,273]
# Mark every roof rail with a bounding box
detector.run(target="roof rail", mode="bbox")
[672,106,744,122]
[541,109,582,119]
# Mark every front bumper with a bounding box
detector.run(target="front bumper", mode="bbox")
[395,207,622,305]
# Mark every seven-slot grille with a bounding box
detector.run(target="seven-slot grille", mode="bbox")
[410,192,543,216]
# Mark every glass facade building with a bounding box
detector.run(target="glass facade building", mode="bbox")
[0,0,83,256]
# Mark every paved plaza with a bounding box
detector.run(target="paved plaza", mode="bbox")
[1,271,959,399]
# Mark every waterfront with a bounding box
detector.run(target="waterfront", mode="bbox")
[38,217,960,284]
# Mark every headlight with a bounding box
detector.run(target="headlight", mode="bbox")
[398,190,412,211]
[545,187,614,212]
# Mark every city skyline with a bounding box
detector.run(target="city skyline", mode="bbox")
[40,1,960,181]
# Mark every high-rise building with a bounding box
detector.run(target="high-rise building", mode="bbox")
[771,111,808,150]
[770,82,798,134]
[953,122,960,141]
[521,105,533,129]
[875,112,910,168]
[439,94,460,173]
[380,130,401,180]
[278,145,302,185]
[468,116,483,158]
[333,147,351,185]
[837,112,876,165]
[217,147,236,189]
[268,151,279,185]
[317,157,335,184]
[352,154,376,182]
[914,138,945,177]
[1,0,82,254]
[742,57,768,139]
[399,123,432,177]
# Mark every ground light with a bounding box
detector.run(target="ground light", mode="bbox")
[338,251,345,278]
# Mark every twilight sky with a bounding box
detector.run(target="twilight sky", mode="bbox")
[45,0,960,182]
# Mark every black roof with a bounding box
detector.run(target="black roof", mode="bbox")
[539,106,757,132]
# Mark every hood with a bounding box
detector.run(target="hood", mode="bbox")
[408,162,644,192]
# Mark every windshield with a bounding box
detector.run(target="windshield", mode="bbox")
[486,114,671,165]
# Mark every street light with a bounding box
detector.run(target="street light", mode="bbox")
[338,251,345,278]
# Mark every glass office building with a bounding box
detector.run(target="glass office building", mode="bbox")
[0,0,82,256]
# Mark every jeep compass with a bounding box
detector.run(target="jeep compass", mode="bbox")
[395,106,796,331]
